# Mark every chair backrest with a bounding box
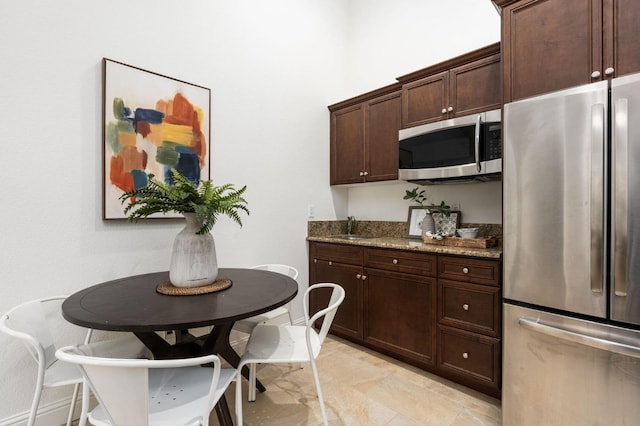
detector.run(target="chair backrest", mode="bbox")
[303,283,345,347]
[0,296,91,370]
[250,264,299,280]
[56,341,222,426]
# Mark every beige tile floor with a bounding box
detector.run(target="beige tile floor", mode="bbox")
[216,336,502,426]
[72,335,501,425]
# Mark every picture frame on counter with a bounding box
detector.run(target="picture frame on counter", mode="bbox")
[407,206,461,238]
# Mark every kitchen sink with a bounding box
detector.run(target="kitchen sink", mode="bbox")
[332,235,374,241]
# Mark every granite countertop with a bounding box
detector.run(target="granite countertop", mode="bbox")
[307,220,503,260]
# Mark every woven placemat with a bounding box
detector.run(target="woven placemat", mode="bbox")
[156,278,232,296]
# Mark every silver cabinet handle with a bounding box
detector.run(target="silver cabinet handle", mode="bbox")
[590,104,605,294]
[605,67,615,76]
[441,108,447,114]
[313,259,317,263]
[392,259,398,265]
[328,261,332,266]
[613,98,629,297]
[356,274,361,279]
[462,267,469,274]
[519,317,640,359]
[359,171,364,176]
[463,304,469,311]
[447,106,454,112]
[363,171,368,176]
[361,275,367,281]
[591,70,601,78]
[462,352,469,359]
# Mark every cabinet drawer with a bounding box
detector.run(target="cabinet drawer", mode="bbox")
[438,279,501,337]
[437,325,500,388]
[311,242,363,265]
[364,248,436,277]
[438,256,501,286]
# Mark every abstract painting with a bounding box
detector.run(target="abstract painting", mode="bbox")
[102,58,211,219]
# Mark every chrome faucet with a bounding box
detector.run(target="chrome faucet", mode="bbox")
[347,216,356,235]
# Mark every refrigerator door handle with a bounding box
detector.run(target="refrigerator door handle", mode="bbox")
[613,98,629,297]
[474,114,481,173]
[591,104,605,294]
[519,317,640,359]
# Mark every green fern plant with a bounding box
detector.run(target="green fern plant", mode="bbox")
[120,168,249,235]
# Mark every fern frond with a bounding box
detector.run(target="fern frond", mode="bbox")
[119,168,249,234]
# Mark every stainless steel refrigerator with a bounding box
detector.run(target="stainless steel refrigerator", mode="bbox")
[503,72,640,425]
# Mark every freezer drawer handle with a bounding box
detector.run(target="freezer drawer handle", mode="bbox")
[519,317,640,359]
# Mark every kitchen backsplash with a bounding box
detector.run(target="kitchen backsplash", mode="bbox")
[308,220,503,245]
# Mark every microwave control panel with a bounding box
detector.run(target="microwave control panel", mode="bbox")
[485,123,502,160]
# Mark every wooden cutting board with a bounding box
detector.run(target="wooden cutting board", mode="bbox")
[422,236,498,248]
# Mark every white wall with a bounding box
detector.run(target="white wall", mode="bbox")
[0,0,498,422]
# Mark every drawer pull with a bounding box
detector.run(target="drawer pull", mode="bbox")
[462,267,469,274]
[463,304,470,311]
[392,259,398,265]
[356,274,361,279]
[361,275,367,281]
[313,259,317,263]
[462,352,469,359]
[329,261,333,266]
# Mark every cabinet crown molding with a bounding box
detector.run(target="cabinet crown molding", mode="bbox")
[396,42,501,84]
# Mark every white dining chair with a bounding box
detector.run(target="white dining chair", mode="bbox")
[235,283,345,426]
[56,340,237,426]
[0,296,151,426]
[0,296,94,426]
[232,264,299,334]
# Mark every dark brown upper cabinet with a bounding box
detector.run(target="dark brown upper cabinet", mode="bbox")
[397,43,501,128]
[329,84,401,185]
[496,0,640,102]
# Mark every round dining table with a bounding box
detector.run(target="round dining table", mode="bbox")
[62,268,298,425]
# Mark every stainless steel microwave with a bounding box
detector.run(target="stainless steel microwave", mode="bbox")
[398,109,501,184]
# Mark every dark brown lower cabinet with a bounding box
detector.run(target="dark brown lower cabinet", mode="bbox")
[364,268,436,367]
[308,241,502,399]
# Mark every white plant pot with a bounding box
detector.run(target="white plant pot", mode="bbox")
[169,213,218,288]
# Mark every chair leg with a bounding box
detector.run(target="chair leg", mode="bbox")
[310,358,328,426]
[79,382,90,426]
[27,386,43,426]
[235,370,243,425]
[248,363,257,402]
[66,383,80,426]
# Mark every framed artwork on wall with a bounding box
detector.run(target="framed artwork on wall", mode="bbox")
[102,58,211,220]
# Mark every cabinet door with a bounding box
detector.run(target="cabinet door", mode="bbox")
[450,53,501,117]
[364,268,436,367]
[330,104,365,184]
[604,0,640,79]
[502,0,603,102]
[311,259,363,341]
[402,71,448,127]
[364,91,401,182]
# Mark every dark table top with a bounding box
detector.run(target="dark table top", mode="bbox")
[62,268,298,332]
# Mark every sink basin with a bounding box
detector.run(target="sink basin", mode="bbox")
[332,235,373,241]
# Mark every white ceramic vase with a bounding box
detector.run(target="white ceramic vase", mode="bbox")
[169,213,218,288]
[421,212,436,236]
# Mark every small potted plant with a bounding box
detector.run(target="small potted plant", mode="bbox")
[120,168,249,288]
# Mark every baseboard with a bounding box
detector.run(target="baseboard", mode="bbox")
[0,393,93,426]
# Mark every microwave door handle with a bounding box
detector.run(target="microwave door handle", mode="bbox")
[474,114,481,172]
